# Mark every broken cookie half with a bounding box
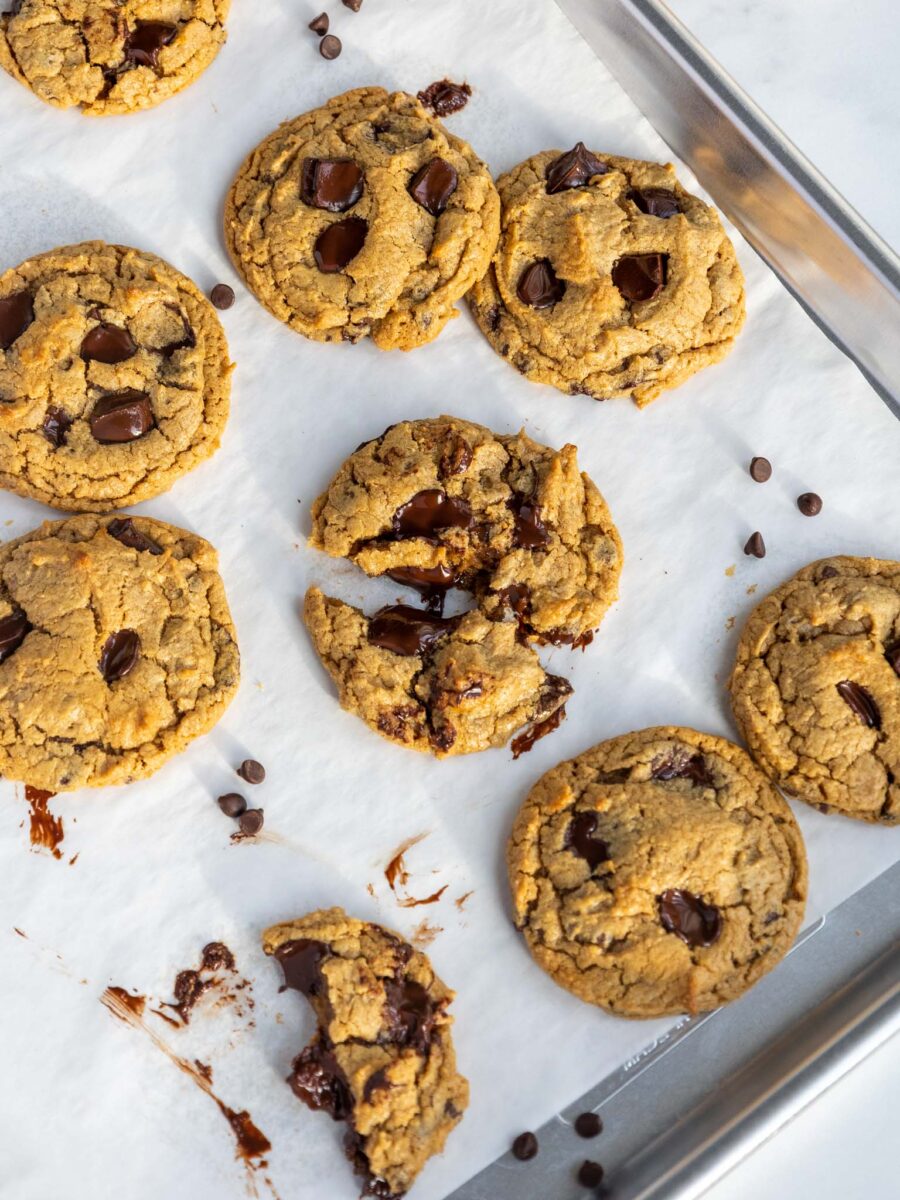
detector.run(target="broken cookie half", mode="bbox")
[263,908,468,1198]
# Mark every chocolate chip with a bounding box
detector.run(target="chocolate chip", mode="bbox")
[820,564,839,579]
[565,813,610,870]
[42,406,73,448]
[578,1160,605,1188]
[80,323,137,364]
[574,1112,603,1138]
[125,21,177,68]
[886,645,900,677]
[90,390,154,443]
[836,680,881,728]
[314,217,367,272]
[658,888,722,947]
[517,260,565,308]
[0,290,34,350]
[368,605,459,656]
[209,283,235,310]
[629,187,679,217]
[275,938,328,996]
[237,759,266,785]
[392,489,473,538]
[0,610,30,663]
[439,434,472,478]
[510,495,549,548]
[749,456,772,483]
[302,158,365,212]
[797,492,822,516]
[612,253,667,302]
[417,79,471,116]
[342,0,362,9]
[239,808,264,836]
[744,531,766,558]
[319,33,342,59]
[512,1132,538,1161]
[651,749,714,787]
[107,517,163,555]
[217,793,247,818]
[545,143,608,193]
[308,11,329,33]
[99,630,141,683]
[408,158,459,216]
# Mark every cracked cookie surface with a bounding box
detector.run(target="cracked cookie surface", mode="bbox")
[508,727,807,1018]
[224,87,500,350]
[0,241,231,511]
[263,907,468,1199]
[0,1,229,116]
[468,148,745,406]
[0,514,239,791]
[730,556,900,823]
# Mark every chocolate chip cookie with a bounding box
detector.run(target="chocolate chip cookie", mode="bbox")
[730,556,900,823]
[0,1,230,116]
[508,727,807,1017]
[0,514,239,792]
[263,907,468,1199]
[224,87,500,350]
[0,241,231,511]
[468,146,745,405]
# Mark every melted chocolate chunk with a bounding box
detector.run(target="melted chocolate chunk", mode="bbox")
[308,11,329,34]
[612,253,667,302]
[387,563,458,596]
[564,812,610,869]
[237,758,266,785]
[0,610,30,663]
[797,492,823,517]
[0,290,34,350]
[749,456,772,483]
[218,792,247,818]
[42,406,73,448]
[384,978,436,1050]
[319,33,342,59]
[658,888,722,948]
[106,517,163,555]
[392,489,473,538]
[275,938,328,997]
[886,644,900,677]
[80,323,137,364]
[90,390,154,443]
[511,1131,538,1161]
[209,283,235,310]
[302,158,365,212]
[574,1112,603,1138]
[511,703,567,759]
[517,259,565,308]
[368,605,459,656]
[99,630,141,683]
[314,217,368,272]
[545,142,608,193]
[125,21,177,68]
[578,1160,605,1188]
[744,531,766,559]
[417,79,471,116]
[408,158,458,216]
[158,315,195,357]
[363,1066,391,1103]
[629,187,680,217]
[836,680,881,728]
[651,749,714,787]
[439,434,472,478]
[290,1043,353,1120]
[510,495,550,548]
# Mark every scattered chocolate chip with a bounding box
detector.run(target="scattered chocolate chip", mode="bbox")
[90,390,154,443]
[749,456,772,483]
[342,0,362,9]
[237,759,266,785]
[107,517,163,555]
[239,808,264,836]
[201,942,235,971]
[99,630,141,683]
[651,750,714,787]
[510,495,550,548]
[392,489,473,537]
[314,217,367,272]
[574,1112,603,1138]
[512,1132,538,1161]
[612,253,667,302]
[408,158,459,216]
[302,158,365,212]
[797,492,822,517]
[0,610,30,663]
[517,259,565,308]
[275,938,328,996]
[217,792,247,818]
[308,11,329,34]
[125,21,177,68]
[744,531,766,558]
[565,813,610,870]
[209,283,235,310]
[658,888,722,948]
[886,645,900,677]
[80,322,137,364]
[629,187,679,217]
[417,79,471,117]
[42,406,73,448]
[578,1160,605,1188]
[836,680,881,728]
[0,290,34,350]
[545,143,608,193]
[319,33,342,59]
[368,605,459,656]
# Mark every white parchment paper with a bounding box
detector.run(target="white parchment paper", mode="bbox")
[1,3,899,1198]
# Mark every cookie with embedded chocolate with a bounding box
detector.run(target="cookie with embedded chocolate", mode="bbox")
[0,241,231,510]
[224,86,500,350]
[508,727,807,1017]
[468,146,745,406]
[0,1,230,116]
[730,556,900,823]
[263,907,468,1199]
[0,514,239,791]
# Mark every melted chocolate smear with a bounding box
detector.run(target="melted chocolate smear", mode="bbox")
[98,629,141,683]
[613,253,667,302]
[510,494,550,548]
[0,290,34,350]
[417,79,471,116]
[658,888,722,948]
[651,749,714,787]
[107,986,147,1018]
[535,626,595,651]
[545,142,608,193]
[368,604,460,657]
[42,406,74,448]
[90,390,154,443]
[408,158,458,216]
[564,812,610,869]
[80,323,137,364]
[836,680,881,728]
[0,609,30,663]
[511,703,566,759]
[517,259,566,308]
[384,977,436,1050]
[289,1042,353,1120]
[25,786,63,860]
[275,938,328,997]
[392,488,473,538]
[125,21,177,68]
[629,187,680,217]
[301,158,365,212]
[314,217,368,273]
[363,1066,391,1103]
[107,517,163,555]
